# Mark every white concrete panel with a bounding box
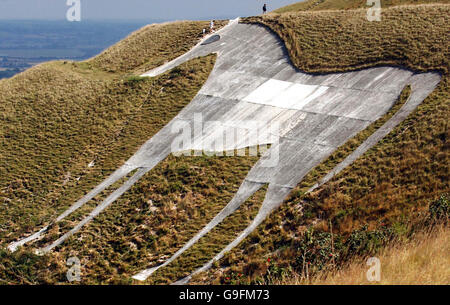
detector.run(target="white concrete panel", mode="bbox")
[243,79,293,105]
[243,79,330,111]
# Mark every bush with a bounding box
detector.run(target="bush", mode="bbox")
[429,194,449,222]
[124,75,149,85]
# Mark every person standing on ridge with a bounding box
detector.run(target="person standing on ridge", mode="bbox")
[263,4,267,14]
[210,20,215,33]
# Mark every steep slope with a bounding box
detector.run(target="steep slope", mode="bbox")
[0,21,228,284]
[1,2,447,285]
[88,20,225,74]
[5,17,437,285]
[0,20,216,245]
[191,3,449,284]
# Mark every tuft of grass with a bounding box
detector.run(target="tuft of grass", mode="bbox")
[0,54,218,246]
[274,0,449,13]
[124,75,149,84]
[428,194,449,222]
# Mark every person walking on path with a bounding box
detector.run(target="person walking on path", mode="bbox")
[210,20,215,33]
[263,4,267,15]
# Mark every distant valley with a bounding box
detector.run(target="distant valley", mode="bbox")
[0,20,152,78]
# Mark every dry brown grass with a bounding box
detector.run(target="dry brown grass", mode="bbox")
[280,225,449,285]
[0,18,239,284]
[1,2,448,285]
[0,54,224,284]
[275,0,450,13]
[88,20,227,74]
[246,4,449,74]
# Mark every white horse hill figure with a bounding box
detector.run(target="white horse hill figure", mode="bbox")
[8,18,441,284]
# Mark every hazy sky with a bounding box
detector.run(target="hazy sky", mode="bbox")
[0,0,303,20]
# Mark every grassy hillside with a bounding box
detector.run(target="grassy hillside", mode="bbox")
[249,4,449,74]
[0,21,238,284]
[0,19,219,244]
[0,2,448,285]
[0,17,267,284]
[189,3,449,284]
[280,224,449,285]
[275,0,449,13]
[88,20,226,74]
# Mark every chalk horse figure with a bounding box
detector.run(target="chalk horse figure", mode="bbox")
[8,19,441,283]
